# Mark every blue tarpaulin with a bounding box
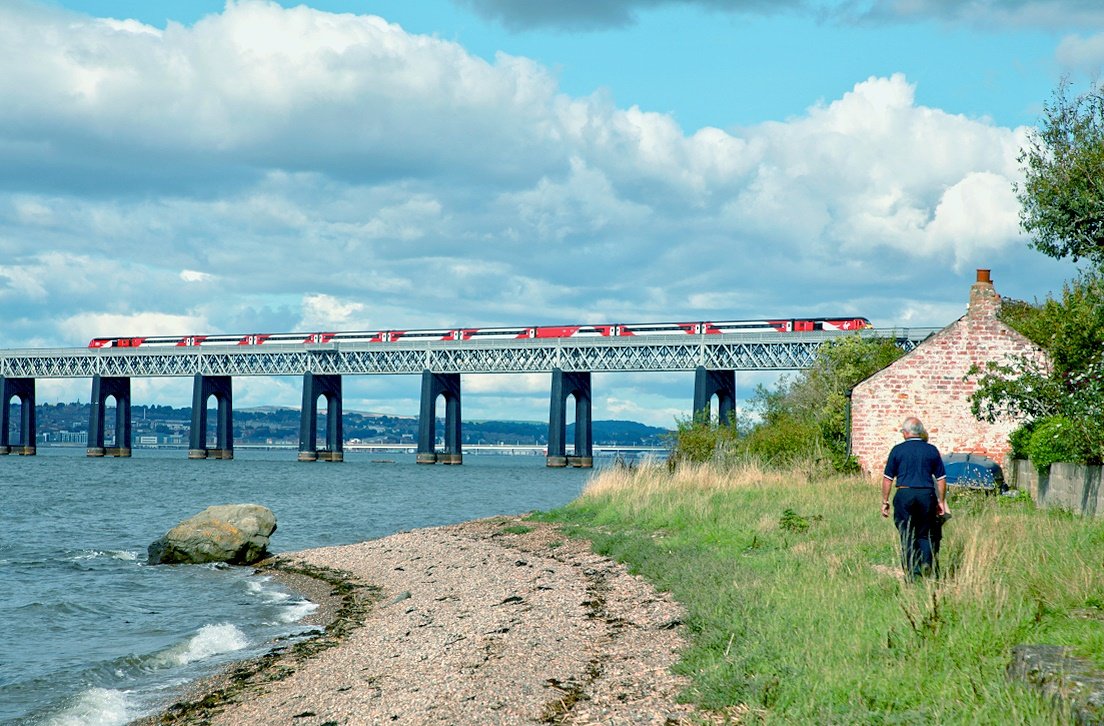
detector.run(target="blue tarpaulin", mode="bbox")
[942,453,1004,490]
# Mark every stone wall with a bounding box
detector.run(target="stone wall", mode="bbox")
[851,271,1047,478]
[1009,460,1103,517]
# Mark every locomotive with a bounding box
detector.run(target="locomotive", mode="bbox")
[87,317,872,348]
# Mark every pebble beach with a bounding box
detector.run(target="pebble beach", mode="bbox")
[137,515,701,725]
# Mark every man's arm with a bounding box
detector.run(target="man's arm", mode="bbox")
[936,476,948,514]
[881,475,893,518]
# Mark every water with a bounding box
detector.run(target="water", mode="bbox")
[0,448,595,725]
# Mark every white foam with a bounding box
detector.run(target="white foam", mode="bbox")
[277,599,320,623]
[173,623,249,665]
[68,549,139,562]
[45,687,133,726]
[246,576,291,603]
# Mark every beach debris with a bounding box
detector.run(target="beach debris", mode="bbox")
[147,504,277,565]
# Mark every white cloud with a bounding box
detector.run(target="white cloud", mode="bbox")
[1056,32,1104,71]
[298,293,368,329]
[59,311,210,341]
[0,0,567,191]
[464,373,549,395]
[180,269,214,282]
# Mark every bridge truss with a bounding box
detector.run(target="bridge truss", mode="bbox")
[1,328,939,379]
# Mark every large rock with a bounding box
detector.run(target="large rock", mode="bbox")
[148,504,277,565]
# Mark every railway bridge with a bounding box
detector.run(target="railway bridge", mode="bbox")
[0,328,937,467]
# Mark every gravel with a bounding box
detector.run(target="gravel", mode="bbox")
[140,515,702,725]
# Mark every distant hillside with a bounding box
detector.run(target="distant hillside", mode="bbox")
[31,403,671,447]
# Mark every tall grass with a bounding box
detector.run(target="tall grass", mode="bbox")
[536,461,1104,724]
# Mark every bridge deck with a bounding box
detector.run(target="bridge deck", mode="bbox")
[0,328,938,378]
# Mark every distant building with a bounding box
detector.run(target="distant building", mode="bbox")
[850,270,1047,477]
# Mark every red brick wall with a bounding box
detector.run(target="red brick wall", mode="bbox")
[851,278,1046,479]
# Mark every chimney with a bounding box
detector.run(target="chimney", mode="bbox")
[967,268,1000,321]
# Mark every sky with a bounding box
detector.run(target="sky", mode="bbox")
[1,0,1099,427]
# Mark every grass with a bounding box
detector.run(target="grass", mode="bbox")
[532,461,1104,724]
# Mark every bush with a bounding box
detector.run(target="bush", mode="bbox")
[1026,416,1087,471]
[1008,421,1036,460]
[667,412,741,466]
[742,414,819,466]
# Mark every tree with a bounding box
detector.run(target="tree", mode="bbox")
[970,273,1104,464]
[1017,80,1104,267]
[745,336,905,470]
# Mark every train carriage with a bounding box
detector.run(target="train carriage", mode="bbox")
[88,316,871,349]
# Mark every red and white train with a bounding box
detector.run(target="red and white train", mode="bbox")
[87,317,871,349]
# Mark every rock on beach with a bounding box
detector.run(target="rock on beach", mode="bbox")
[147,504,277,565]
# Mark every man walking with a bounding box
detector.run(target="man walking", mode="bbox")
[881,417,948,579]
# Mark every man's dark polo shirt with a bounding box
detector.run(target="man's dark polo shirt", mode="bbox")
[883,438,945,489]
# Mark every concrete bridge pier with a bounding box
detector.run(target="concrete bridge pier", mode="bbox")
[87,375,132,457]
[299,373,343,462]
[417,370,462,465]
[189,374,234,459]
[547,369,592,468]
[0,376,36,455]
[693,367,736,424]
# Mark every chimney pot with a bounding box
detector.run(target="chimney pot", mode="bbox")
[976,269,991,284]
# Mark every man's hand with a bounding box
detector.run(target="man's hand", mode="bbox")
[938,500,949,516]
[881,501,890,518]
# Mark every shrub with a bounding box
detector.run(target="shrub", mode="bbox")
[742,414,819,466]
[1008,421,1036,460]
[1026,416,1087,471]
[667,412,741,467]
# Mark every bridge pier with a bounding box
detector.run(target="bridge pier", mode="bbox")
[417,370,462,465]
[0,376,36,455]
[299,373,343,462]
[87,376,132,457]
[547,369,592,468]
[189,374,234,459]
[693,367,736,424]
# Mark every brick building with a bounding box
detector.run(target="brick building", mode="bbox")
[850,270,1047,478]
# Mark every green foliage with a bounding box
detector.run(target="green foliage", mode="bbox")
[972,272,1104,465]
[747,336,905,469]
[999,272,1104,376]
[1017,79,1104,268]
[1026,416,1091,471]
[1008,422,1035,460]
[778,508,821,533]
[668,336,904,472]
[742,412,819,465]
[667,411,742,466]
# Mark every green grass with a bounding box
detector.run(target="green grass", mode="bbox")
[532,462,1104,724]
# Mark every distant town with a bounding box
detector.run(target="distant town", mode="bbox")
[28,402,672,449]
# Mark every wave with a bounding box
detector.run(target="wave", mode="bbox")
[246,575,320,623]
[67,549,140,562]
[43,687,134,726]
[165,623,250,666]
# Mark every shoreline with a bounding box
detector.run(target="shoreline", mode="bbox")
[133,515,701,725]
[131,559,380,725]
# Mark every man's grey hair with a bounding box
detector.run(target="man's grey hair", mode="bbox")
[901,417,926,437]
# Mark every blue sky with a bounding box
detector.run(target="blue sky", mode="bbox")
[3,0,1100,426]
